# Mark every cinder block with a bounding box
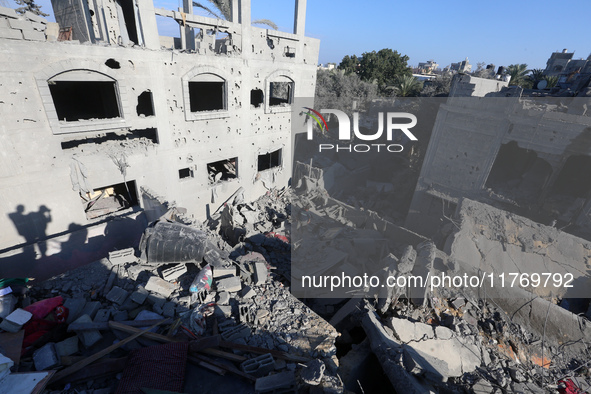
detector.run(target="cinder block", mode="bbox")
[145,276,176,298]
[0,308,33,332]
[33,342,60,371]
[109,248,136,265]
[241,353,275,377]
[55,336,79,357]
[255,371,295,393]
[161,264,187,281]
[220,323,251,341]
[0,27,23,40]
[216,276,241,293]
[0,6,18,18]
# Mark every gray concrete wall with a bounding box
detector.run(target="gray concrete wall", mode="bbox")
[0,3,320,259]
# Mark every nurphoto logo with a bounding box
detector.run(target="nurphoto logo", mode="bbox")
[303,107,418,153]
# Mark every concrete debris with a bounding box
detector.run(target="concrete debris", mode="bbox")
[32,342,59,371]
[108,248,136,265]
[145,276,176,298]
[0,308,32,332]
[216,276,242,293]
[300,359,325,385]
[255,371,296,393]
[105,286,129,305]
[161,264,187,281]
[55,336,79,357]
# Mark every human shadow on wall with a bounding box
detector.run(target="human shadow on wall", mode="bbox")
[7,204,52,258]
[1,206,147,280]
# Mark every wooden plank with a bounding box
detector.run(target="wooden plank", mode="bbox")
[63,357,127,383]
[51,318,169,383]
[109,321,182,343]
[200,347,246,363]
[190,354,256,382]
[0,330,24,365]
[187,356,226,375]
[68,319,164,331]
[219,340,311,363]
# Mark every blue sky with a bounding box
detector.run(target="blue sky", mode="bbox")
[28,0,591,69]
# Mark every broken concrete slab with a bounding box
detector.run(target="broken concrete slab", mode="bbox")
[0,308,33,332]
[145,276,176,298]
[105,286,129,305]
[64,297,86,324]
[300,359,325,386]
[216,276,242,293]
[213,265,236,279]
[33,342,60,371]
[55,336,79,357]
[94,309,111,323]
[81,301,101,320]
[130,285,149,305]
[255,370,295,393]
[254,262,267,285]
[72,314,102,347]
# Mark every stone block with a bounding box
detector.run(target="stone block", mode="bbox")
[213,265,236,278]
[241,285,255,299]
[130,285,148,305]
[254,262,267,285]
[55,336,79,357]
[0,6,18,18]
[0,308,32,332]
[72,314,102,348]
[8,18,31,30]
[216,276,241,293]
[0,27,23,40]
[64,298,86,324]
[145,276,176,298]
[109,248,136,265]
[81,301,101,320]
[161,264,187,281]
[255,371,295,393]
[106,286,129,305]
[33,342,60,371]
[24,10,47,23]
[94,309,111,322]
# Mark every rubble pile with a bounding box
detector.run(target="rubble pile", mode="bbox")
[0,188,343,393]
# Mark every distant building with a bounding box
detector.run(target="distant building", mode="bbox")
[418,60,438,74]
[317,63,336,71]
[449,57,472,73]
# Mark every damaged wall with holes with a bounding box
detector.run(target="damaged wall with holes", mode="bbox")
[0,0,319,276]
[406,78,591,240]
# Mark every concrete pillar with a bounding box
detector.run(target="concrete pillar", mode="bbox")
[136,0,161,50]
[182,0,195,51]
[240,0,251,59]
[231,0,240,23]
[293,0,306,36]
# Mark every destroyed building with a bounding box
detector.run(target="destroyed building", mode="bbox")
[0,0,318,280]
[405,75,591,243]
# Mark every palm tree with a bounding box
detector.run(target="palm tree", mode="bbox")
[543,75,559,88]
[506,64,529,86]
[390,75,423,97]
[193,0,278,29]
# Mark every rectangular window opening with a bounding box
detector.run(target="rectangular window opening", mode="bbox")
[269,82,293,106]
[258,149,282,172]
[137,91,155,117]
[82,180,139,220]
[49,81,121,122]
[189,81,224,112]
[61,128,158,150]
[179,167,193,179]
[207,157,237,184]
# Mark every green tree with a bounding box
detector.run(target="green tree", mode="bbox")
[389,74,422,97]
[507,64,530,87]
[338,55,360,75]
[543,75,559,88]
[421,73,452,96]
[14,0,48,16]
[314,69,377,117]
[358,49,411,93]
[193,0,277,29]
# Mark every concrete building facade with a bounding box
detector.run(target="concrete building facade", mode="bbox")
[0,0,319,278]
